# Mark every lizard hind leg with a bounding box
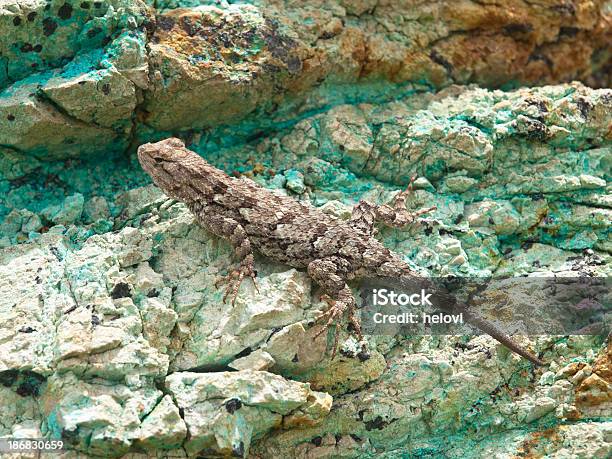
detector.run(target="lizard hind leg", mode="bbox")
[380,175,437,227]
[215,253,258,306]
[349,175,436,234]
[313,287,362,358]
[308,258,362,358]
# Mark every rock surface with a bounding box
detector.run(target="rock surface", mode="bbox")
[0,0,610,160]
[0,1,611,458]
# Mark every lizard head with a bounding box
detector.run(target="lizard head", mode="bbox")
[137,138,196,196]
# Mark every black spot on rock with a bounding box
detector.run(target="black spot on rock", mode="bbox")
[7,114,15,121]
[60,427,79,447]
[58,3,73,20]
[147,288,159,297]
[94,1,102,8]
[291,354,299,362]
[455,342,475,351]
[13,17,22,26]
[91,315,100,326]
[157,15,175,31]
[42,18,58,36]
[231,441,245,458]
[27,12,37,22]
[286,55,302,74]
[311,436,322,446]
[357,350,370,362]
[87,27,101,38]
[20,43,33,52]
[228,52,241,64]
[0,370,46,397]
[528,52,553,69]
[110,282,131,299]
[559,26,579,37]
[80,1,90,9]
[50,246,63,261]
[179,17,199,36]
[15,372,46,397]
[364,415,388,431]
[526,98,548,113]
[19,326,36,333]
[263,18,297,61]
[63,305,77,315]
[521,118,549,141]
[575,97,592,119]
[101,83,111,95]
[552,3,576,16]
[503,23,533,35]
[33,44,43,52]
[225,398,242,414]
[0,370,19,388]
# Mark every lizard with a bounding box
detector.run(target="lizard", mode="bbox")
[137,138,544,366]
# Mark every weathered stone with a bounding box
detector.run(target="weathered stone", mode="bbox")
[143,1,611,130]
[135,395,187,451]
[165,370,332,456]
[41,193,84,226]
[229,349,276,372]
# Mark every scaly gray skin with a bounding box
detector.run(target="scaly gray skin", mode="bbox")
[138,138,544,365]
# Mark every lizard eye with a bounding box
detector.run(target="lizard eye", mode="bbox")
[153,157,164,164]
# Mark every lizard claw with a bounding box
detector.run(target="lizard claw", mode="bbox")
[392,174,418,210]
[215,261,258,306]
[386,175,437,226]
[313,293,361,359]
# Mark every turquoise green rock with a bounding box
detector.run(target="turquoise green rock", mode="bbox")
[0,1,149,90]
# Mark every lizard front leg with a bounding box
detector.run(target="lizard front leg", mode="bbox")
[198,213,258,305]
[308,257,361,357]
[349,175,436,234]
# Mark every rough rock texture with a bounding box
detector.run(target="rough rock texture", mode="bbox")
[1,83,611,457]
[142,0,611,131]
[0,0,610,161]
[0,0,150,159]
[0,1,611,458]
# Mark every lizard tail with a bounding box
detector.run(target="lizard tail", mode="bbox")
[383,273,545,366]
[455,305,545,366]
[430,287,545,366]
